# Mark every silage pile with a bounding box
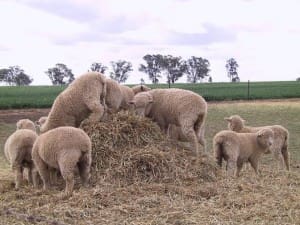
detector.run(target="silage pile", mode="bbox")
[80,111,220,185]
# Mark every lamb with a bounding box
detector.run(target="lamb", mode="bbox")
[35,116,47,127]
[213,128,274,177]
[16,119,36,132]
[224,115,290,170]
[105,79,151,113]
[32,126,92,197]
[129,88,207,157]
[4,119,38,189]
[40,72,106,133]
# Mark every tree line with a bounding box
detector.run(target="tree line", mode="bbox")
[0,55,240,86]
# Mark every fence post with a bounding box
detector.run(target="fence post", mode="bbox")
[247,80,250,100]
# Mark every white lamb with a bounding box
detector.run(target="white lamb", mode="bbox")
[225,115,290,170]
[213,128,274,177]
[4,119,38,189]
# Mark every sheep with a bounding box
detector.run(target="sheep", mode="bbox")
[32,126,92,197]
[35,116,47,127]
[16,119,36,132]
[224,115,290,170]
[213,128,274,177]
[40,72,106,133]
[105,79,151,113]
[129,88,207,157]
[4,120,38,189]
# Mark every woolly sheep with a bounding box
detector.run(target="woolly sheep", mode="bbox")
[4,120,38,189]
[129,88,207,157]
[105,79,151,113]
[32,126,92,197]
[213,128,274,177]
[35,116,47,127]
[40,72,106,133]
[225,115,290,170]
[16,119,36,132]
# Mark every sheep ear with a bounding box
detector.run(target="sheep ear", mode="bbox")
[257,131,263,137]
[224,117,231,122]
[35,120,40,126]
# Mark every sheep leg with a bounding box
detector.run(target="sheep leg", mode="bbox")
[86,101,105,123]
[32,168,40,188]
[59,151,81,196]
[281,146,290,171]
[235,160,244,177]
[27,166,34,185]
[14,166,23,189]
[78,153,92,187]
[194,114,206,152]
[34,155,51,190]
[249,158,260,176]
[181,124,199,158]
[226,159,236,177]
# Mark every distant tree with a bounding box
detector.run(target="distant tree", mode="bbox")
[90,62,107,74]
[140,78,145,84]
[110,60,133,83]
[186,56,210,83]
[0,66,33,85]
[297,77,300,81]
[46,63,75,85]
[226,58,239,82]
[208,76,212,83]
[0,68,10,83]
[139,54,164,84]
[161,55,186,84]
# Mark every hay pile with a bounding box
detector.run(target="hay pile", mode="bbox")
[80,111,220,185]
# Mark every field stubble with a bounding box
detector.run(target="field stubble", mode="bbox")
[0,100,299,225]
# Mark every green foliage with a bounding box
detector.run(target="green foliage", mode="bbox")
[226,58,239,82]
[45,63,74,85]
[186,56,210,83]
[0,66,33,86]
[110,60,133,83]
[90,62,107,74]
[139,54,164,84]
[0,81,299,109]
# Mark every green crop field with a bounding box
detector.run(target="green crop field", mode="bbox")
[0,81,299,109]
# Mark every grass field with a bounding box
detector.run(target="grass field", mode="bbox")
[0,81,300,109]
[0,100,299,224]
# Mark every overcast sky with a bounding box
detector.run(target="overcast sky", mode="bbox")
[0,0,300,85]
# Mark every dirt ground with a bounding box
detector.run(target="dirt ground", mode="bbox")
[0,108,50,124]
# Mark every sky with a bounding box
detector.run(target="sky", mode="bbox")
[0,0,300,85]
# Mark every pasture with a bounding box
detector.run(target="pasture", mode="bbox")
[0,81,300,109]
[0,100,299,224]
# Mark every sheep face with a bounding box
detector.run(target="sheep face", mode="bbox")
[225,115,245,132]
[129,92,153,117]
[16,119,36,132]
[256,128,274,152]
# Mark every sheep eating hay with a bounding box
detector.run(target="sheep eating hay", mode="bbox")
[80,112,219,186]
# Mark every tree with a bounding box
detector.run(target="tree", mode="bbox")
[208,76,212,83]
[161,55,186,84]
[0,66,33,86]
[110,60,133,83]
[90,62,107,74]
[226,58,239,82]
[46,63,75,85]
[186,56,210,83]
[139,54,164,84]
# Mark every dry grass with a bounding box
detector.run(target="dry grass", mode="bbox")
[0,103,300,225]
